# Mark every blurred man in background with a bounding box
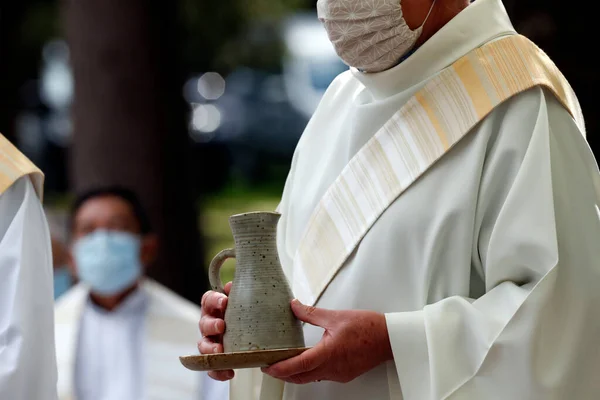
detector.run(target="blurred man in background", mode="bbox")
[0,134,58,399]
[54,186,228,399]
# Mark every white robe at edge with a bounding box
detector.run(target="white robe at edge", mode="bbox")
[237,0,600,399]
[0,177,58,399]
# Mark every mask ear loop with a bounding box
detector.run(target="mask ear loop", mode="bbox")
[419,0,438,29]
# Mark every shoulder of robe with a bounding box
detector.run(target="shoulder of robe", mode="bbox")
[321,69,361,103]
[481,86,555,154]
[329,69,354,90]
[294,69,360,150]
[482,83,583,154]
[473,85,587,203]
[0,133,44,200]
[142,279,201,322]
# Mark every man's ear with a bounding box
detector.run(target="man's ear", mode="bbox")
[140,234,159,267]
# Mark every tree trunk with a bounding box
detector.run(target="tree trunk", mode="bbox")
[63,0,206,304]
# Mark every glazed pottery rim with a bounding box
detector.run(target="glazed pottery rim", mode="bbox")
[230,211,281,220]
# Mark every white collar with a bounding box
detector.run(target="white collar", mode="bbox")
[352,0,516,100]
[86,284,148,316]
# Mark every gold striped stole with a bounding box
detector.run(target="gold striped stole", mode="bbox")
[0,133,44,200]
[292,34,585,306]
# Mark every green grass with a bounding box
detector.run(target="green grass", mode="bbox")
[201,188,280,284]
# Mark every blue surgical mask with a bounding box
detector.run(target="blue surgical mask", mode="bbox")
[74,230,142,296]
[54,267,72,299]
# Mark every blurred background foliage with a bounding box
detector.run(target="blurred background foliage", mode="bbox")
[180,0,306,72]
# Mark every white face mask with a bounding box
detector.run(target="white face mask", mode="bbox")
[317,0,437,73]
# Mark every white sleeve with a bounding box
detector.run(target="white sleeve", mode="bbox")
[385,88,600,399]
[0,177,58,400]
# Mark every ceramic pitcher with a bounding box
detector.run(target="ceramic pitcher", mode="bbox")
[208,212,305,353]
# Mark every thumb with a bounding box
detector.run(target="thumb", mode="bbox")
[291,299,333,328]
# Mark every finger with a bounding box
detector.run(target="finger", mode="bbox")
[278,368,328,385]
[202,291,228,316]
[290,299,334,328]
[263,344,327,378]
[224,281,233,296]
[199,315,226,337]
[208,370,235,381]
[201,291,210,308]
[197,337,223,355]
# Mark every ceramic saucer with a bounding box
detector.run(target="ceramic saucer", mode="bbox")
[180,347,310,371]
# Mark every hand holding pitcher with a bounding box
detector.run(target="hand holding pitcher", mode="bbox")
[194,212,306,377]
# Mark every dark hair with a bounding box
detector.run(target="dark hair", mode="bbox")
[70,186,152,234]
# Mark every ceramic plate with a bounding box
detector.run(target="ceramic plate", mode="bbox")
[179,347,310,371]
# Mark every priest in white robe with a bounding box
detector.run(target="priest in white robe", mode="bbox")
[0,134,58,399]
[54,187,228,399]
[199,0,600,399]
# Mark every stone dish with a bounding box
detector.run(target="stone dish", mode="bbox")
[179,347,310,372]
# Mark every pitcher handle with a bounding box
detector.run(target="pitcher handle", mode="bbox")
[208,249,236,294]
